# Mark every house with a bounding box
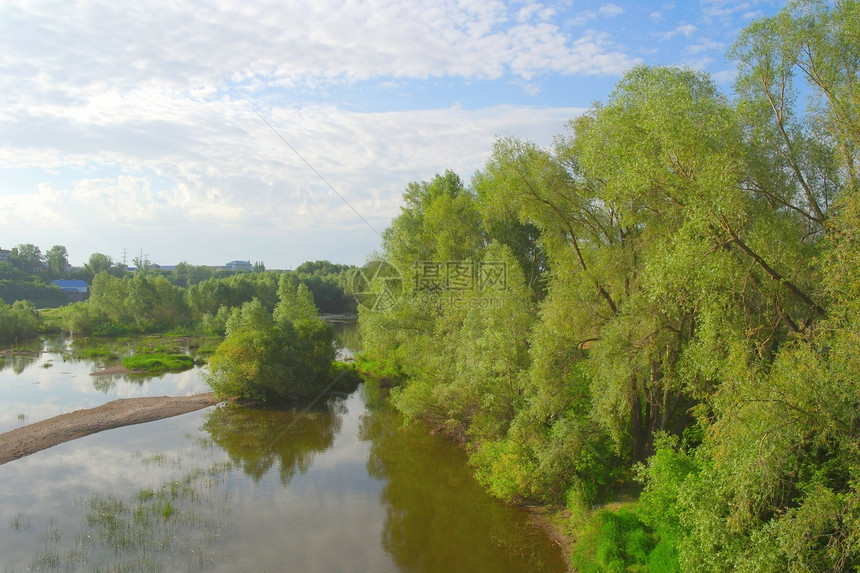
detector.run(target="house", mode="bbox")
[0,247,10,262]
[225,260,253,271]
[52,280,89,293]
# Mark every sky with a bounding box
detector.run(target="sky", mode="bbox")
[1,0,786,269]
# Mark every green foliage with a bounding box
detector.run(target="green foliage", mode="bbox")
[0,299,42,343]
[44,245,69,278]
[9,243,44,274]
[52,271,190,335]
[169,261,214,287]
[469,438,535,502]
[571,509,661,573]
[186,272,279,320]
[274,274,318,322]
[355,4,860,571]
[121,354,195,373]
[0,261,67,307]
[206,279,338,402]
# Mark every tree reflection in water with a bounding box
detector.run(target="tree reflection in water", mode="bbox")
[359,385,566,573]
[202,397,346,485]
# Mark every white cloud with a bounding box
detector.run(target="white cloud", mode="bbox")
[686,38,725,55]
[569,10,598,26]
[569,2,623,26]
[0,0,785,267]
[712,68,739,84]
[658,23,698,40]
[0,98,585,266]
[700,0,769,23]
[599,3,624,17]
[0,0,633,104]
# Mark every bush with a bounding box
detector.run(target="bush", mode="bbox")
[0,300,43,343]
[571,509,658,573]
[206,292,338,402]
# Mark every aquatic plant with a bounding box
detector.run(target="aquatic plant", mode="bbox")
[122,353,195,373]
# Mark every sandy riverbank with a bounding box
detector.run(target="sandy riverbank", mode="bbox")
[0,393,221,465]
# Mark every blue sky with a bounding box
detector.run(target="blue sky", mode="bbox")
[0,0,784,268]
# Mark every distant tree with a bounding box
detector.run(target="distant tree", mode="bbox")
[45,245,69,277]
[132,255,149,272]
[0,261,67,307]
[10,244,43,274]
[171,262,213,287]
[83,253,115,282]
[112,261,129,276]
[253,261,266,272]
[295,260,350,276]
[0,300,42,342]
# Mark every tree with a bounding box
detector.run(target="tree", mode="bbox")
[634,3,860,570]
[10,244,43,274]
[0,300,42,342]
[356,5,859,570]
[45,245,69,277]
[274,274,318,322]
[82,253,115,282]
[171,262,213,287]
[207,279,336,402]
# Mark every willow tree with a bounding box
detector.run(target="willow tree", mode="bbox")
[634,2,860,570]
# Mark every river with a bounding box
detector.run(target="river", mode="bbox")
[0,329,565,571]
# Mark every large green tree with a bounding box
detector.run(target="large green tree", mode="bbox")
[634,2,860,570]
[207,279,336,402]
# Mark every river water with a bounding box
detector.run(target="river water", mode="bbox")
[0,331,565,572]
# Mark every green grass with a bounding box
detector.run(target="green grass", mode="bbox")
[569,507,680,573]
[76,346,118,359]
[122,353,195,373]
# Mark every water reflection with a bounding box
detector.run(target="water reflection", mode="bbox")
[329,316,361,360]
[1,384,565,572]
[201,398,345,485]
[0,335,211,433]
[1,326,565,571]
[360,388,566,573]
[0,350,38,374]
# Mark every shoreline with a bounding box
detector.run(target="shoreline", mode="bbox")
[0,392,221,465]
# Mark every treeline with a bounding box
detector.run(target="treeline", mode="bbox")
[0,263,68,308]
[44,262,357,336]
[358,2,859,571]
[0,244,357,314]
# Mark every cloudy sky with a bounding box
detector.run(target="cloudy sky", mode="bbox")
[1,0,784,269]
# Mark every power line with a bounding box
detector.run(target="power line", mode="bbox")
[254,110,381,239]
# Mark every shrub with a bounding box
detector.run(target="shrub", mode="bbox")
[571,509,658,573]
